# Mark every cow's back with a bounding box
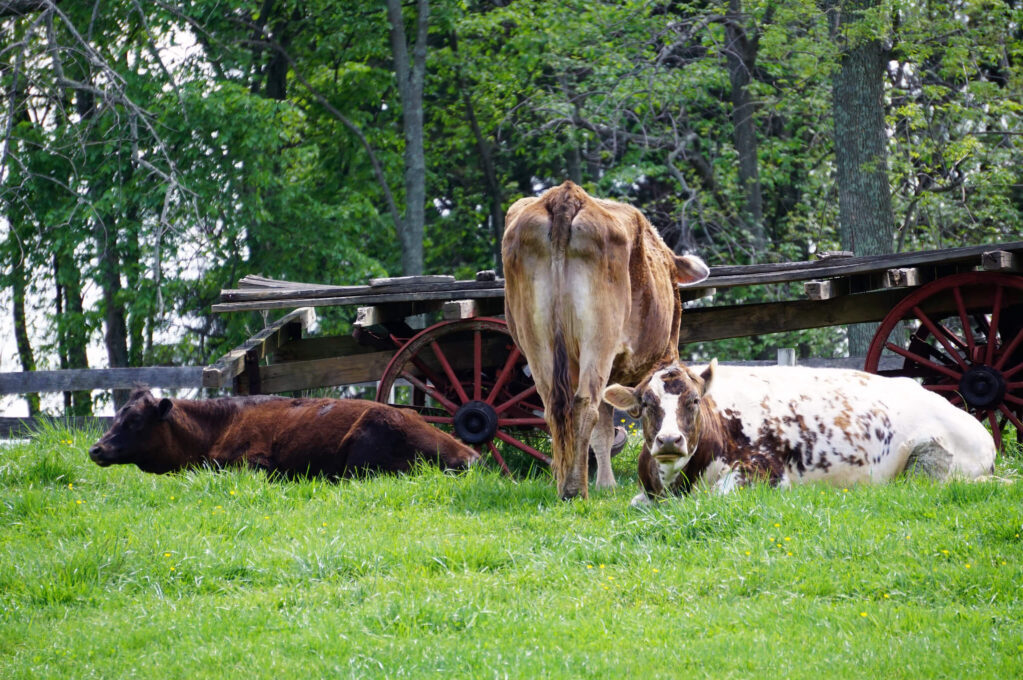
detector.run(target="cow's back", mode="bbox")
[701,365,995,485]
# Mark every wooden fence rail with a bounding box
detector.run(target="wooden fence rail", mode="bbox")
[0,366,204,395]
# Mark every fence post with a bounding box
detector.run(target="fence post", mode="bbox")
[777,348,796,366]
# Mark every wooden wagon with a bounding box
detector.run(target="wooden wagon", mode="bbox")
[204,240,1023,467]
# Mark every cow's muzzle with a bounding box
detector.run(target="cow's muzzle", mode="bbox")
[88,443,116,466]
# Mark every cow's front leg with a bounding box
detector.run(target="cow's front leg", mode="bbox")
[589,401,617,489]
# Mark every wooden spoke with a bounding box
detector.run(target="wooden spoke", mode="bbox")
[486,344,523,406]
[953,285,976,355]
[496,384,540,415]
[988,412,1003,450]
[495,431,552,465]
[911,305,969,371]
[998,404,1023,433]
[994,326,1023,371]
[486,441,511,476]
[884,342,962,381]
[400,370,459,413]
[473,330,482,401]
[986,286,1003,365]
[430,341,470,405]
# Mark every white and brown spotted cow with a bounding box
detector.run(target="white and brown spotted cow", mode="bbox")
[604,361,996,505]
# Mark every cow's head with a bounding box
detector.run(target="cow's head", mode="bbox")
[604,360,716,487]
[89,388,177,472]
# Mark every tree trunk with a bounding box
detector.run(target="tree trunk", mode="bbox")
[453,39,505,273]
[385,0,429,275]
[55,252,92,416]
[724,0,765,256]
[11,263,40,415]
[830,0,894,356]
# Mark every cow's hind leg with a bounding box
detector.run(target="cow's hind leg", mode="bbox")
[902,437,955,480]
[589,401,616,489]
[559,395,599,500]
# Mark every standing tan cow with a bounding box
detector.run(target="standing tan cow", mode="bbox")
[502,181,709,499]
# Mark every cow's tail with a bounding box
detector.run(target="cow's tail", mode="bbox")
[543,182,586,491]
[548,327,575,488]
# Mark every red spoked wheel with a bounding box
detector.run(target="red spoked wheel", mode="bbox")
[375,318,550,474]
[864,272,1023,450]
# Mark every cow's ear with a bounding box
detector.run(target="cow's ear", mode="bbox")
[699,358,717,396]
[673,254,710,286]
[603,384,641,417]
[157,398,174,421]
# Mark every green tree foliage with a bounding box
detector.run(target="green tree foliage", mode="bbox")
[2,0,1023,406]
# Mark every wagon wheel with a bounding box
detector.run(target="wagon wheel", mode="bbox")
[375,318,551,474]
[863,272,1023,450]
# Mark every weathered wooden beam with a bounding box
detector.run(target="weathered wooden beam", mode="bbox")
[883,267,921,288]
[202,307,315,389]
[370,274,455,287]
[0,416,113,439]
[212,288,507,313]
[442,300,479,320]
[804,278,849,301]
[982,250,1019,272]
[679,281,1007,344]
[237,352,395,394]
[0,367,203,395]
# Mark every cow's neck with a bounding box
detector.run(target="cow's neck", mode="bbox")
[678,400,727,492]
[166,398,233,462]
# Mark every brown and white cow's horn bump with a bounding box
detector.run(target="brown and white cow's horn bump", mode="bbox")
[699,358,717,394]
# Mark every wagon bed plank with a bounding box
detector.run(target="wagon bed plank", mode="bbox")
[218,241,1023,312]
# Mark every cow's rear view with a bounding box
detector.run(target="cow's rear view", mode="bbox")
[502,181,708,499]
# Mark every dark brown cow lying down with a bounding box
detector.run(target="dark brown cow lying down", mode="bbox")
[88,388,479,477]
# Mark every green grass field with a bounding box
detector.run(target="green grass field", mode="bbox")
[1,422,1021,679]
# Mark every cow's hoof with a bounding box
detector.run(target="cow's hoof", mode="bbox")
[630,491,653,508]
[610,426,628,458]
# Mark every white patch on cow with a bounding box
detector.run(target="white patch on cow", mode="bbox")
[647,377,689,457]
[657,456,690,488]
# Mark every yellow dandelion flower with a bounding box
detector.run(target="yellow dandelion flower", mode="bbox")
[215,505,222,509]
[170,496,175,500]
[68,483,73,490]
[599,564,605,569]
[965,563,971,569]
[842,488,849,493]
[229,490,236,496]
[1001,561,1007,566]
[883,593,890,599]
[769,537,775,542]
[170,566,176,571]
[587,565,593,569]
[164,552,171,558]
[774,523,780,528]
[322,522,327,527]
[860,612,867,617]
[745,551,751,556]
[786,552,792,556]
[941,549,949,555]
[652,568,659,573]
[75,500,82,505]
[264,515,270,520]
[784,537,791,542]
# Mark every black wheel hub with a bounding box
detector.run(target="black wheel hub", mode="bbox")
[958,364,1006,410]
[453,400,499,444]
